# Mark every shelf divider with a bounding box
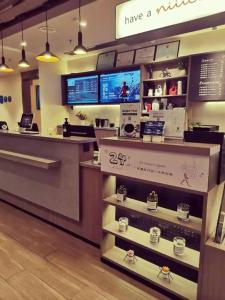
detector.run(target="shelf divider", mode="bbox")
[143,94,187,99]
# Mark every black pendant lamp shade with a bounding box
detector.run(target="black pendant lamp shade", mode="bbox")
[73,0,87,55]
[18,23,30,68]
[36,10,59,62]
[0,32,14,72]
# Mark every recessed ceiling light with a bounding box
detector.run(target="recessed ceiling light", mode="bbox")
[39,26,56,33]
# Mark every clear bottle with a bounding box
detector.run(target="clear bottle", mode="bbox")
[147,191,158,211]
[152,99,160,111]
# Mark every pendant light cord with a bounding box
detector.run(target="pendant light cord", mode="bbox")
[78,0,81,31]
[21,22,24,49]
[1,31,4,56]
[46,10,49,43]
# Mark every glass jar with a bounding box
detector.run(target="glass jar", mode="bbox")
[173,237,186,256]
[149,227,161,244]
[177,203,190,222]
[118,217,129,232]
[147,191,158,212]
[116,185,127,202]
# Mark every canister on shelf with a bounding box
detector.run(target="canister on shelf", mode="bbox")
[177,203,190,222]
[116,185,127,202]
[147,191,158,211]
[118,217,129,232]
[173,237,186,255]
[177,80,183,95]
[149,227,161,244]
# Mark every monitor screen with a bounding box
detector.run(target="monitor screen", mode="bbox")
[66,75,98,105]
[20,113,33,129]
[100,69,141,104]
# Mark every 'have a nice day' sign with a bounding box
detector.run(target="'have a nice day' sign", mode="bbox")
[116,0,225,39]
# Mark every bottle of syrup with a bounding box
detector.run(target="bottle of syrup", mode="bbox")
[63,118,71,137]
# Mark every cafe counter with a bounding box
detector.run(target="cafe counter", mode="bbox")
[0,130,103,244]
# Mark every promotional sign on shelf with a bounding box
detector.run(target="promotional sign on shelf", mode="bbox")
[101,145,209,193]
[120,103,141,138]
[146,108,186,139]
[116,0,225,39]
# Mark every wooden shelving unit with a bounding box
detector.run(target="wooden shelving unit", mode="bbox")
[102,190,202,299]
[100,138,224,300]
[143,75,188,82]
[102,246,197,300]
[143,94,187,99]
[103,221,199,270]
[141,56,190,109]
[103,195,202,233]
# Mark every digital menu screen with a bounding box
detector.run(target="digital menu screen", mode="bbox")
[189,52,225,101]
[100,69,140,104]
[66,75,98,105]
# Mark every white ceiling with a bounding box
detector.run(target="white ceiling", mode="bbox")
[1,0,225,74]
[2,0,126,71]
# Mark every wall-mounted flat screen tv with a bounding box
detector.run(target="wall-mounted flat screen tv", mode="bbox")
[66,75,98,105]
[100,69,140,104]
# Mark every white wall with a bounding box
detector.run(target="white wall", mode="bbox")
[38,61,69,134]
[0,74,23,130]
[67,55,120,126]
[67,28,225,130]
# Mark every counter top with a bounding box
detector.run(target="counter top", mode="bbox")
[0,130,96,144]
[80,160,101,170]
[94,127,118,131]
[100,137,220,156]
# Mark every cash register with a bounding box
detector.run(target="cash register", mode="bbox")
[19,113,39,134]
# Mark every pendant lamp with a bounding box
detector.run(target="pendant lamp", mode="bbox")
[36,10,59,62]
[0,32,14,72]
[73,0,87,55]
[18,23,30,68]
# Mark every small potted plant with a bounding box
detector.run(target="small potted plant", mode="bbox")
[116,185,127,202]
[75,111,88,125]
[176,59,187,76]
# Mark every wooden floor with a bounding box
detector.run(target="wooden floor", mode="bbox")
[0,201,169,300]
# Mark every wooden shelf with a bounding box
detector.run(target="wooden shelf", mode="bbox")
[144,56,189,66]
[0,149,60,169]
[143,75,188,82]
[143,94,187,99]
[103,195,202,233]
[102,246,197,300]
[103,221,199,270]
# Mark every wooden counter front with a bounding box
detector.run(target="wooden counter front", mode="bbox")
[0,131,95,222]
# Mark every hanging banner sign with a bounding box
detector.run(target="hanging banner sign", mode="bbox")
[116,0,225,39]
